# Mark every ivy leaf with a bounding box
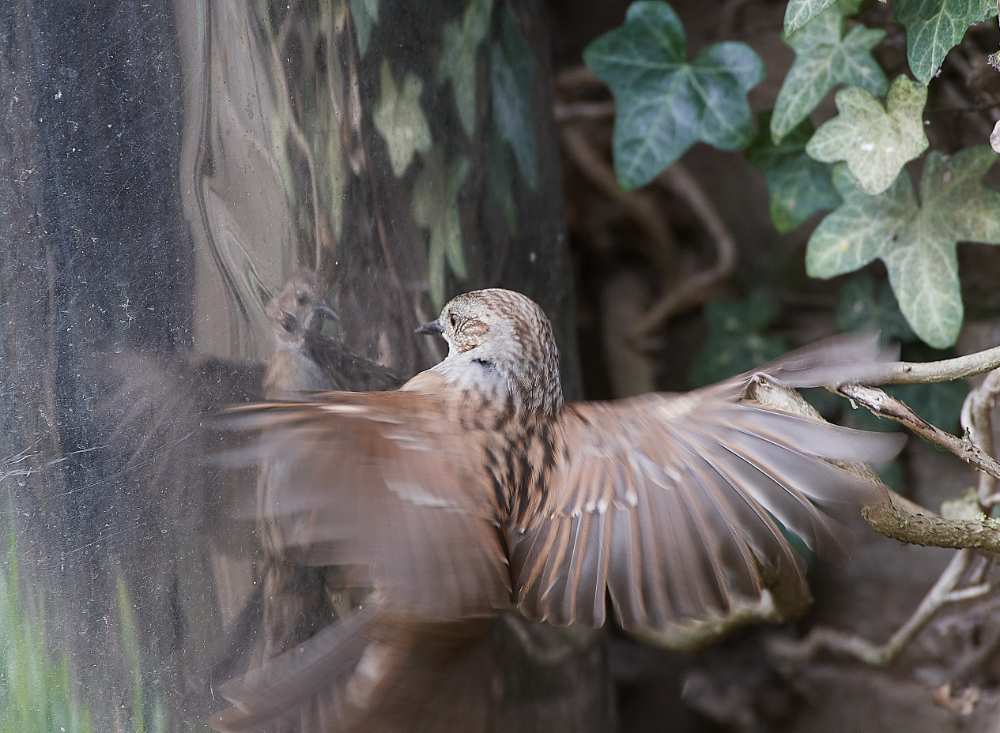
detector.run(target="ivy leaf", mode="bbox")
[490,7,538,189]
[834,273,916,342]
[806,76,928,195]
[894,0,995,84]
[584,1,765,191]
[784,0,838,36]
[784,0,863,35]
[373,61,432,177]
[807,148,1000,348]
[350,0,380,56]
[413,148,471,309]
[690,291,787,386]
[771,9,886,143]
[745,111,841,233]
[437,0,494,137]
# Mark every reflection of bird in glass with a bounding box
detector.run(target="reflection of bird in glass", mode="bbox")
[251,269,404,726]
[214,288,904,732]
[262,268,403,399]
[262,268,339,399]
[99,269,406,725]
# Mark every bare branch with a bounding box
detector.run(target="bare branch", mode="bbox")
[861,493,1000,554]
[769,550,981,668]
[719,0,755,37]
[962,369,1000,507]
[559,125,677,272]
[554,65,604,93]
[870,345,1000,385]
[627,164,737,340]
[554,101,615,123]
[838,384,1000,482]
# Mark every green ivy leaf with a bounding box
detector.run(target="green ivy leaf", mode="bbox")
[807,148,1000,348]
[835,274,916,342]
[894,0,995,84]
[584,1,765,191]
[413,148,471,309]
[806,76,928,195]
[690,291,787,386]
[350,0,380,56]
[771,9,886,143]
[373,61,432,177]
[438,0,494,137]
[491,7,538,189]
[745,111,841,233]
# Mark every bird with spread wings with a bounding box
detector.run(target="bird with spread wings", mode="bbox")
[212,288,903,732]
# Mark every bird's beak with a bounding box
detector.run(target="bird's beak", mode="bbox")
[415,320,444,336]
[314,301,340,322]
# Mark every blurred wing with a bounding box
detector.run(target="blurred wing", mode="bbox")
[214,605,495,733]
[510,392,903,635]
[703,331,899,402]
[218,388,510,620]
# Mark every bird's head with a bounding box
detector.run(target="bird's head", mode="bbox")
[266,268,339,345]
[417,289,564,414]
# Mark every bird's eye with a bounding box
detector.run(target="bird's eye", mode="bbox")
[296,293,307,306]
[449,313,459,328]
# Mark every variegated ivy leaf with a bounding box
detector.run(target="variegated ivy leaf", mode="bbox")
[783,0,863,36]
[806,76,928,195]
[771,8,886,143]
[373,61,432,177]
[350,0,380,55]
[807,148,1000,348]
[894,0,995,84]
[491,7,538,189]
[438,0,494,137]
[784,0,838,36]
[413,148,471,309]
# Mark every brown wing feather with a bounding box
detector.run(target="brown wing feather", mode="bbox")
[218,389,510,620]
[509,392,903,635]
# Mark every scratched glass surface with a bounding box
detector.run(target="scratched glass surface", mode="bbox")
[0,0,598,730]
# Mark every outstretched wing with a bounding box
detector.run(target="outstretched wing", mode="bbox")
[509,390,903,635]
[213,601,496,733]
[218,386,510,620]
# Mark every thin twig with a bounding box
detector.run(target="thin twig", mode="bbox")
[554,65,604,93]
[554,101,615,123]
[627,164,737,340]
[769,550,987,667]
[947,614,1000,683]
[838,384,1000,482]
[560,125,677,272]
[719,0,756,37]
[869,345,1000,385]
[961,369,1000,506]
